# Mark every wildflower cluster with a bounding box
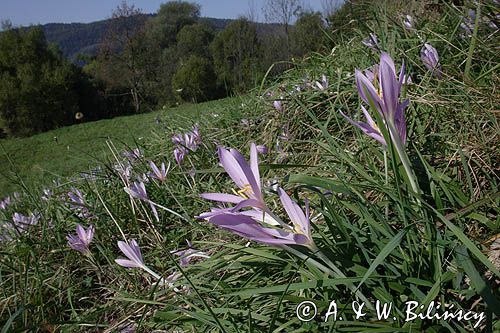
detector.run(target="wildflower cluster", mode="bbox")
[171,124,202,165]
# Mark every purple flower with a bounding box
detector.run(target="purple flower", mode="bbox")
[191,124,201,144]
[183,132,199,151]
[362,33,379,50]
[173,147,187,165]
[273,100,283,112]
[67,224,94,254]
[122,148,142,161]
[115,239,145,268]
[420,43,442,78]
[171,241,210,267]
[198,143,315,248]
[149,161,168,182]
[125,182,148,201]
[256,145,268,155]
[124,182,159,221]
[404,15,414,30]
[171,134,183,145]
[41,189,53,201]
[12,212,40,231]
[341,52,408,146]
[0,196,11,210]
[200,143,266,212]
[199,187,313,247]
[315,74,329,91]
[67,188,92,218]
[68,188,84,206]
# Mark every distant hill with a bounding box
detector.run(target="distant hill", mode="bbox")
[39,15,280,62]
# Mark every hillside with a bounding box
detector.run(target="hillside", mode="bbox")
[0,97,240,196]
[40,16,279,61]
[0,0,499,331]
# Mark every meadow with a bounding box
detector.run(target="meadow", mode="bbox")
[0,1,499,332]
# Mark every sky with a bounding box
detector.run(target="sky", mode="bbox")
[0,0,326,26]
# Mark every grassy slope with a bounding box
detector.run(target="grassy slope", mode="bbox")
[0,97,239,196]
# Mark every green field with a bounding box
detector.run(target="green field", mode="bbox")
[0,97,240,196]
[1,1,499,331]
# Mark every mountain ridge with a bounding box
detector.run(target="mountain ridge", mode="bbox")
[37,15,279,61]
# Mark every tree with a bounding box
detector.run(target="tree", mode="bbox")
[176,23,214,59]
[150,1,200,49]
[291,12,327,56]
[95,1,148,112]
[211,18,262,93]
[0,26,81,136]
[172,55,216,103]
[263,0,303,56]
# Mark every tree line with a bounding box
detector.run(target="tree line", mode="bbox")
[0,0,341,137]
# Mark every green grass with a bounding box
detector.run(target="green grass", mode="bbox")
[0,98,240,196]
[0,1,499,332]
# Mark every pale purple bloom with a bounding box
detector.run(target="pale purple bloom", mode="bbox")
[172,134,183,145]
[67,188,91,218]
[122,148,142,161]
[273,100,283,112]
[12,212,40,231]
[68,188,85,207]
[366,64,411,85]
[115,239,145,268]
[171,241,210,267]
[124,181,159,221]
[0,196,11,210]
[149,161,168,182]
[183,132,199,151]
[199,187,313,247]
[174,147,187,165]
[459,9,476,37]
[191,124,201,143]
[256,145,268,155]
[240,118,250,127]
[41,189,52,201]
[341,52,408,146]
[404,15,414,30]
[114,163,133,180]
[125,182,148,200]
[67,224,94,254]
[362,33,379,50]
[420,43,442,78]
[200,143,266,212]
[198,143,314,248]
[315,74,329,91]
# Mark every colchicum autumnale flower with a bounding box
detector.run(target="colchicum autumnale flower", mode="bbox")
[200,143,267,212]
[124,181,159,221]
[67,224,94,254]
[341,52,408,147]
[403,15,414,30]
[273,100,283,112]
[420,43,442,78]
[314,74,329,91]
[149,161,169,182]
[198,144,314,248]
[362,33,379,50]
[0,196,11,210]
[12,212,40,232]
[67,188,92,218]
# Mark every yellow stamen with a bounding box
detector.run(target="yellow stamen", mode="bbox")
[232,184,253,199]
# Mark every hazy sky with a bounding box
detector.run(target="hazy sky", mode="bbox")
[1,0,326,26]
